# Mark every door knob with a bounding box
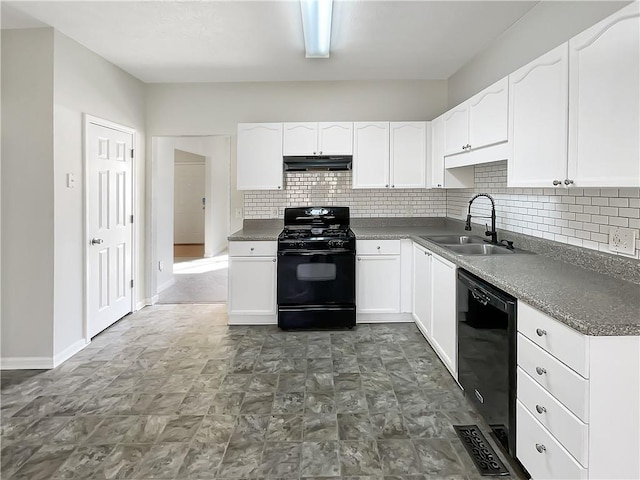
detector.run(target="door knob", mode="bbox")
[91,238,104,245]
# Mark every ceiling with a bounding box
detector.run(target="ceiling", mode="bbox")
[1,1,538,83]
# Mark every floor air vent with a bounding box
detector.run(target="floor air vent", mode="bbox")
[454,425,509,476]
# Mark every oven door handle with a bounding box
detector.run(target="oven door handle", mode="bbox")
[278,250,354,256]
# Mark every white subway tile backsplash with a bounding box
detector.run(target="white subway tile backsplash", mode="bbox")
[244,161,640,259]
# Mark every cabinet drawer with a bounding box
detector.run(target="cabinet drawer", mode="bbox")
[517,401,588,480]
[356,240,401,255]
[517,368,589,467]
[518,302,588,378]
[229,241,277,257]
[518,334,589,422]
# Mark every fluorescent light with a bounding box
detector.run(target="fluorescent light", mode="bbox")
[300,0,333,58]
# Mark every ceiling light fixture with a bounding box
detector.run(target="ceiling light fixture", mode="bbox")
[300,0,333,58]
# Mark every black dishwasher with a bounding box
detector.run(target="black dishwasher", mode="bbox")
[457,269,517,456]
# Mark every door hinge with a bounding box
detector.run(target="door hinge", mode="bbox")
[130,279,134,288]
[130,148,134,158]
[130,215,134,224]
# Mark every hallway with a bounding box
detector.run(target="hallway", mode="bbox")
[158,252,228,304]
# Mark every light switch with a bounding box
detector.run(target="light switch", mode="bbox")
[66,173,76,188]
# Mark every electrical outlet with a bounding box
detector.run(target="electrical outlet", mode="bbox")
[235,208,243,219]
[272,207,278,217]
[158,260,164,272]
[609,226,637,255]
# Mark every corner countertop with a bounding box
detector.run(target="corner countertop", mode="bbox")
[229,221,640,336]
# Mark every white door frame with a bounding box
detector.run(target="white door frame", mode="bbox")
[83,114,136,343]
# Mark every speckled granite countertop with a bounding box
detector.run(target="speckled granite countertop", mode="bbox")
[230,219,640,336]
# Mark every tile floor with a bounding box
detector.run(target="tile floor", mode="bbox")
[1,304,521,479]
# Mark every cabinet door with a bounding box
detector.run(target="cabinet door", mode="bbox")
[283,122,317,156]
[237,123,283,190]
[353,122,390,189]
[568,3,640,187]
[228,256,277,315]
[390,122,427,188]
[468,77,509,150]
[412,243,432,337]
[429,116,445,188]
[318,122,353,155]
[508,44,569,188]
[430,253,457,377]
[356,254,401,314]
[443,104,469,156]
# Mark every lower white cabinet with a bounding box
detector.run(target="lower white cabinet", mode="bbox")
[228,241,277,324]
[411,242,432,336]
[429,253,458,378]
[516,301,640,480]
[356,254,401,314]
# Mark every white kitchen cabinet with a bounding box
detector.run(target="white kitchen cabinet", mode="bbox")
[356,240,401,314]
[429,252,458,378]
[228,241,277,324]
[507,44,569,188]
[283,122,353,156]
[412,242,432,336]
[444,77,509,158]
[516,301,640,480]
[429,116,475,189]
[567,2,640,188]
[352,122,390,188]
[237,123,283,190]
[389,122,427,188]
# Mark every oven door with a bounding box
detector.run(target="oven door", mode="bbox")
[277,250,355,306]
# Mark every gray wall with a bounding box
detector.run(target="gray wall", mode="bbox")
[1,28,55,360]
[447,1,630,107]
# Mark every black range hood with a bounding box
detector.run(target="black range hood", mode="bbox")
[284,155,352,171]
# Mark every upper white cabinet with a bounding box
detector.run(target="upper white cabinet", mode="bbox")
[508,44,569,188]
[567,2,640,187]
[353,121,427,189]
[390,122,427,188]
[237,123,283,190]
[353,122,390,188]
[444,77,509,158]
[430,116,475,189]
[283,122,353,156]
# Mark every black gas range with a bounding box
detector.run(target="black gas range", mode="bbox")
[277,207,356,329]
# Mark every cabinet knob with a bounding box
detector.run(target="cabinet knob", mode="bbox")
[437,184,442,187]
[313,152,317,155]
[272,258,276,262]
[535,405,547,414]
[536,328,547,337]
[462,145,466,151]
[357,257,361,261]
[535,444,546,454]
[552,180,562,186]
[391,185,395,188]
[250,247,254,252]
[385,184,389,188]
[535,366,547,376]
[319,151,322,154]
[564,179,574,186]
[467,144,471,149]
[278,186,281,189]
[377,246,381,250]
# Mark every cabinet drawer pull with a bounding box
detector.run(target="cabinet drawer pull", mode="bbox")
[535,367,547,376]
[536,328,547,337]
[552,180,562,186]
[250,247,254,252]
[535,443,546,454]
[535,404,547,414]
[377,246,381,250]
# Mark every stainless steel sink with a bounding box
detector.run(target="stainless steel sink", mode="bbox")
[446,244,515,255]
[421,235,486,245]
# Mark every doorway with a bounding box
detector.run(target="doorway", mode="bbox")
[151,136,231,304]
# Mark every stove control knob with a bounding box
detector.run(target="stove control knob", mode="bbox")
[296,241,306,248]
[329,239,345,248]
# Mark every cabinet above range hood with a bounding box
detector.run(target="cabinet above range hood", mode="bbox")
[283,155,352,172]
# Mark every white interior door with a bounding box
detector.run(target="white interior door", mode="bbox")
[174,163,205,244]
[87,120,133,338]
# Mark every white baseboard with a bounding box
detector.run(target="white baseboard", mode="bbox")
[357,313,414,323]
[157,277,175,294]
[53,339,88,367]
[1,356,54,370]
[228,314,277,325]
